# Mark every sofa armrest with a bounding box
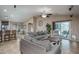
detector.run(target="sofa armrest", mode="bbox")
[20,39,46,54]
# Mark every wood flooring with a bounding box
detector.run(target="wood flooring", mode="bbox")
[0,39,79,54]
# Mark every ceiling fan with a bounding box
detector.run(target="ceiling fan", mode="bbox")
[39,10,52,18]
[37,7,53,18]
[46,13,52,17]
[40,13,52,18]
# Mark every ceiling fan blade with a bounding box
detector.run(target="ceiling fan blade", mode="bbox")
[47,14,52,15]
[46,14,52,18]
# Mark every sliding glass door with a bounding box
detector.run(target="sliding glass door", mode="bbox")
[53,21,71,39]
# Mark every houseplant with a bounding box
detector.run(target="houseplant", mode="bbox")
[46,23,51,37]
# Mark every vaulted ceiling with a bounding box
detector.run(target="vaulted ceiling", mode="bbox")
[0,5,79,22]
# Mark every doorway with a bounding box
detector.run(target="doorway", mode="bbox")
[53,21,71,39]
[28,23,33,32]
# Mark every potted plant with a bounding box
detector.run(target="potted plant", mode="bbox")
[46,23,51,37]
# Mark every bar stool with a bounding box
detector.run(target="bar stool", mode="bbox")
[10,30,16,40]
[4,30,10,41]
[0,31,2,42]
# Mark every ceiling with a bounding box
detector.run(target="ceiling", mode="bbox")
[0,5,79,22]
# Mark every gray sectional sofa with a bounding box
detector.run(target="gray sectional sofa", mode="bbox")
[20,32,61,54]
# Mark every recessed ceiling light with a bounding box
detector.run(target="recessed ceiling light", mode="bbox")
[3,9,7,12]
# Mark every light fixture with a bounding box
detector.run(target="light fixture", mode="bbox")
[14,5,16,8]
[3,9,7,12]
[41,14,47,18]
[41,10,47,18]
[69,5,74,11]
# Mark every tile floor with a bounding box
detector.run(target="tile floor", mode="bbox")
[0,39,20,54]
